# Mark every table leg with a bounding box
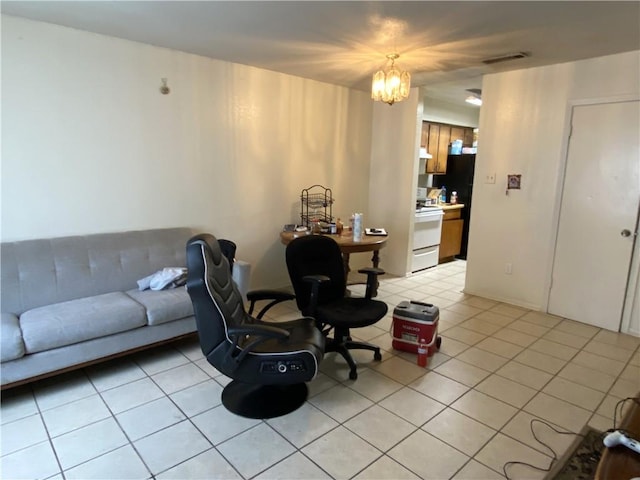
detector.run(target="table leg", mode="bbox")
[371,250,380,268]
[343,252,351,278]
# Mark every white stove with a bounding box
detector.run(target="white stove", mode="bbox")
[412,206,444,272]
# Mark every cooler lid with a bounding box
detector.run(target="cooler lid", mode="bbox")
[394,300,439,320]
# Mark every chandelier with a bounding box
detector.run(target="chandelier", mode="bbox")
[371,53,411,105]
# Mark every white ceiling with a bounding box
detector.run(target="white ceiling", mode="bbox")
[2,1,639,107]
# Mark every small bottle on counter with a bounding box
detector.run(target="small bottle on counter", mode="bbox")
[450,191,458,204]
[336,218,343,235]
[440,186,447,204]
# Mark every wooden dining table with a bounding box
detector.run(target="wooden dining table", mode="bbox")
[279,231,388,279]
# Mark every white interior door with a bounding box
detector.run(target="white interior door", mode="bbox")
[548,100,640,330]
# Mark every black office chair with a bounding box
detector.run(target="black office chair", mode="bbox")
[186,234,324,419]
[217,238,294,317]
[285,234,388,380]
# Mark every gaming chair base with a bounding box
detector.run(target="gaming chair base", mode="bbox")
[222,380,308,419]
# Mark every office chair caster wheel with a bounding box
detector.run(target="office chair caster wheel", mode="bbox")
[374,351,382,361]
[436,336,442,350]
[349,370,358,380]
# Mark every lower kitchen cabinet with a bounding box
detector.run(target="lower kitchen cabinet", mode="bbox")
[439,208,464,261]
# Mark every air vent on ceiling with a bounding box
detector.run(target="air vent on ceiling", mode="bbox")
[466,88,482,96]
[482,52,530,65]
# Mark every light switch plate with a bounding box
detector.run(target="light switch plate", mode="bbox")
[485,173,496,184]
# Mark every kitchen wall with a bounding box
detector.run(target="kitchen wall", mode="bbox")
[422,95,480,127]
[466,51,640,330]
[1,15,374,290]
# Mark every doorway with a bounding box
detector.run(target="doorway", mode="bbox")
[548,99,640,331]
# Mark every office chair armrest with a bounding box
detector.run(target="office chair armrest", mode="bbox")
[246,290,296,319]
[227,324,291,340]
[226,324,291,366]
[302,275,330,314]
[357,267,386,299]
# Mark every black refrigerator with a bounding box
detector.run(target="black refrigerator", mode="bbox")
[432,154,475,260]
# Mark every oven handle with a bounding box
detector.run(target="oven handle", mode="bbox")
[415,216,443,224]
[414,249,436,257]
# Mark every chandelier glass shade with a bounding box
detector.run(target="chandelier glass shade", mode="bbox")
[371,53,411,105]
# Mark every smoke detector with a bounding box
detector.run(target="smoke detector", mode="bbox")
[482,52,530,65]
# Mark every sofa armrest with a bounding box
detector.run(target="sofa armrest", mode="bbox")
[232,260,251,302]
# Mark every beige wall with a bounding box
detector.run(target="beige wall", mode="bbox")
[1,15,374,289]
[369,89,422,277]
[466,51,640,328]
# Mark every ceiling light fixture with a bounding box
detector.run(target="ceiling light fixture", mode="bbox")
[465,88,482,106]
[465,95,482,106]
[371,53,411,106]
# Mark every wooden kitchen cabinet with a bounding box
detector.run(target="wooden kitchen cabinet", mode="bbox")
[422,121,475,174]
[450,126,465,144]
[463,128,475,147]
[439,207,464,261]
[423,122,450,174]
[420,122,429,149]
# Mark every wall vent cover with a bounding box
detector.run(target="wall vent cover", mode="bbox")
[482,52,530,65]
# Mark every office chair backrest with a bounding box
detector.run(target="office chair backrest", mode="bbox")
[218,239,236,274]
[286,235,347,313]
[186,234,246,356]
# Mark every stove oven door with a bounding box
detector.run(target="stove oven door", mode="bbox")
[412,209,444,272]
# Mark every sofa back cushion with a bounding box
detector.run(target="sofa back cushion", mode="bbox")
[1,227,194,315]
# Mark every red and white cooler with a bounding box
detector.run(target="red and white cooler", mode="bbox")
[392,300,441,357]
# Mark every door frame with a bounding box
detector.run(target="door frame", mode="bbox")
[545,94,640,333]
[621,207,640,335]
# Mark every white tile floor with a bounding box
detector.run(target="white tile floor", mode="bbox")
[2,260,640,480]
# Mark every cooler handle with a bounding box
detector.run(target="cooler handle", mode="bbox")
[410,300,434,308]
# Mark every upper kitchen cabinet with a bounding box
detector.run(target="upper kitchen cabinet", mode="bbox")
[450,126,466,146]
[421,121,475,174]
[422,122,447,174]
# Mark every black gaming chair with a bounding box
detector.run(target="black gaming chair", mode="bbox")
[186,234,324,418]
[285,234,388,380]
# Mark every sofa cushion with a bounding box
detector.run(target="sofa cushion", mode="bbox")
[126,288,194,326]
[1,313,25,362]
[20,292,147,354]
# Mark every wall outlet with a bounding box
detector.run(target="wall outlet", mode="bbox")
[504,263,512,275]
[485,173,496,184]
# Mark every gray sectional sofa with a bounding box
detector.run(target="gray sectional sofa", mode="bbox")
[0,227,250,389]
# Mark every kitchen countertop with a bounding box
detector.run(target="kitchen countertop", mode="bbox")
[440,203,464,210]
